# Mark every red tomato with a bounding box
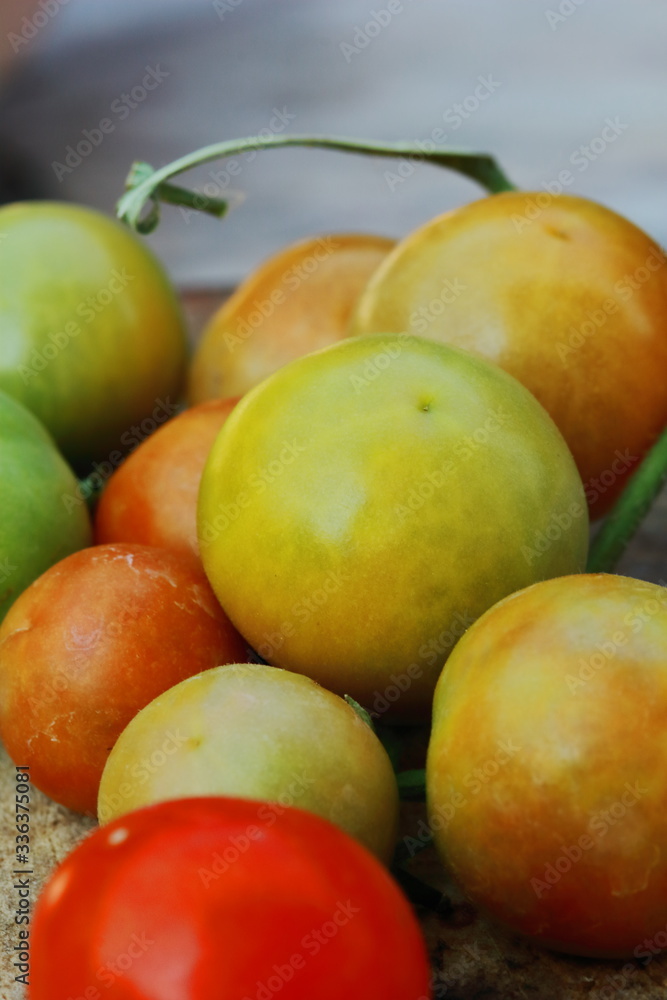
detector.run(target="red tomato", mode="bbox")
[0,544,248,814]
[95,399,238,559]
[29,797,432,1000]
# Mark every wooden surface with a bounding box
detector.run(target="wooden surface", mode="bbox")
[1,291,667,999]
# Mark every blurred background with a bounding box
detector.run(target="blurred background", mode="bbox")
[0,0,664,288]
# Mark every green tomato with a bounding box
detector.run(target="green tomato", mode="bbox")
[0,202,187,466]
[0,390,91,620]
[97,663,400,863]
[197,334,589,720]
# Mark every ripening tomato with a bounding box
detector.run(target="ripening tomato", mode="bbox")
[29,797,433,999]
[98,663,399,862]
[0,543,248,814]
[188,233,394,401]
[0,202,187,467]
[198,334,587,720]
[427,573,667,957]
[350,193,667,516]
[95,398,238,559]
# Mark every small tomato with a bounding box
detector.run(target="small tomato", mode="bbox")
[29,797,433,999]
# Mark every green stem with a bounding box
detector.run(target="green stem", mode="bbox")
[587,425,667,573]
[116,133,517,233]
[397,768,427,801]
[116,132,665,574]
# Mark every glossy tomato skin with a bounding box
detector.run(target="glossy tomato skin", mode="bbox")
[198,334,588,720]
[350,193,667,516]
[0,202,187,467]
[188,233,394,402]
[0,544,248,814]
[95,398,238,559]
[97,663,400,863]
[0,390,91,621]
[427,574,667,958]
[29,797,432,1000]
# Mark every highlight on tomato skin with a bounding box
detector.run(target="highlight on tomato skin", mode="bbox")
[188,232,395,403]
[0,201,188,468]
[426,572,667,959]
[0,543,249,815]
[94,397,239,561]
[197,333,588,721]
[349,191,667,517]
[97,662,400,865]
[28,797,434,1000]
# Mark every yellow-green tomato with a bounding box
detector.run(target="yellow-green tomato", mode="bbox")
[0,202,187,466]
[97,663,399,863]
[427,574,667,958]
[198,334,588,720]
[350,193,667,517]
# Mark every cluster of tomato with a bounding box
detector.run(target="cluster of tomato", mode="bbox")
[1,182,667,998]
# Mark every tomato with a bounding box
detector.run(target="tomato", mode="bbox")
[0,543,248,814]
[29,797,433,999]
[98,662,399,862]
[188,233,394,401]
[0,202,187,467]
[426,573,667,957]
[0,390,91,621]
[198,334,588,720]
[350,192,667,516]
[95,398,238,559]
